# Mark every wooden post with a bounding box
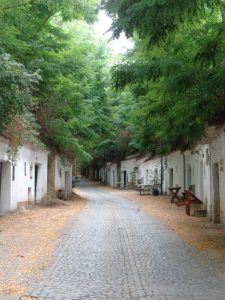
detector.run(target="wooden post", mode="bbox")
[185,190,191,216]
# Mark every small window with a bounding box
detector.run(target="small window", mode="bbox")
[59,168,62,178]
[12,165,15,181]
[30,164,33,179]
[24,162,27,176]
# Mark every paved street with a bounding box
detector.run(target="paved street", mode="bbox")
[28,181,225,300]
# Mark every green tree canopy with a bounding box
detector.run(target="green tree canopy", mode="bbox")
[102,0,225,156]
[0,0,116,164]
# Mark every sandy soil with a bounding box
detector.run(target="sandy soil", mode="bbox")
[0,191,86,297]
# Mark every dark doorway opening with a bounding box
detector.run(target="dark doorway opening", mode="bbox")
[123,171,127,187]
[34,165,39,203]
[169,168,173,188]
[65,171,69,199]
[213,162,220,223]
[187,164,191,190]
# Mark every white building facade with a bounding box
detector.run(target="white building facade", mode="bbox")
[96,126,225,225]
[48,154,73,199]
[107,162,118,187]
[137,155,162,187]
[120,155,140,188]
[164,146,211,211]
[99,166,106,183]
[0,137,49,213]
[209,125,225,224]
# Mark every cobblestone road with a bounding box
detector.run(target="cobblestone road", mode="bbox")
[28,181,225,300]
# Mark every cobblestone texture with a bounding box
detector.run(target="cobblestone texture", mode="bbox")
[28,182,225,299]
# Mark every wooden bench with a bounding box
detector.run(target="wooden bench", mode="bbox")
[136,185,159,196]
[185,190,203,216]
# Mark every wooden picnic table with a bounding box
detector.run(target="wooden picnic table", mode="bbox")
[168,186,181,203]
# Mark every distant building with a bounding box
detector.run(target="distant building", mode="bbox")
[99,125,225,224]
[120,154,141,188]
[47,154,73,199]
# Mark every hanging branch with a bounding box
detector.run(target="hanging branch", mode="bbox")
[32,8,63,39]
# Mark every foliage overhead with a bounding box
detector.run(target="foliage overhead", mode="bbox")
[0,0,116,163]
[2,0,225,171]
[101,0,225,156]
[103,0,224,44]
[0,51,40,132]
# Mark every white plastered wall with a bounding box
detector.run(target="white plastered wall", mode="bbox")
[106,162,111,185]
[54,156,72,197]
[99,168,103,181]
[210,126,225,224]
[0,162,11,213]
[0,139,49,212]
[11,144,49,207]
[164,151,184,195]
[0,137,11,213]
[138,157,161,186]
[99,167,106,182]
[184,145,211,207]
[108,163,117,187]
[120,158,138,187]
[164,147,211,203]
[135,156,148,184]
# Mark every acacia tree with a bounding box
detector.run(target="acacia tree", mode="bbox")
[0,0,117,163]
[36,22,113,161]
[103,0,225,45]
[103,0,225,154]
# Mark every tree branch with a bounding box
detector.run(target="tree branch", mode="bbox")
[1,0,35,10]
[32,9,63,39]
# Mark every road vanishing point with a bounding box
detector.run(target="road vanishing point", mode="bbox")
[28,181,225,300]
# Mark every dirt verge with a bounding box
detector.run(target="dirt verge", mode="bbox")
[103,186,225,259]
[0,191,86,297]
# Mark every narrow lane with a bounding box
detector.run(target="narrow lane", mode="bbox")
[29,181,225,300]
